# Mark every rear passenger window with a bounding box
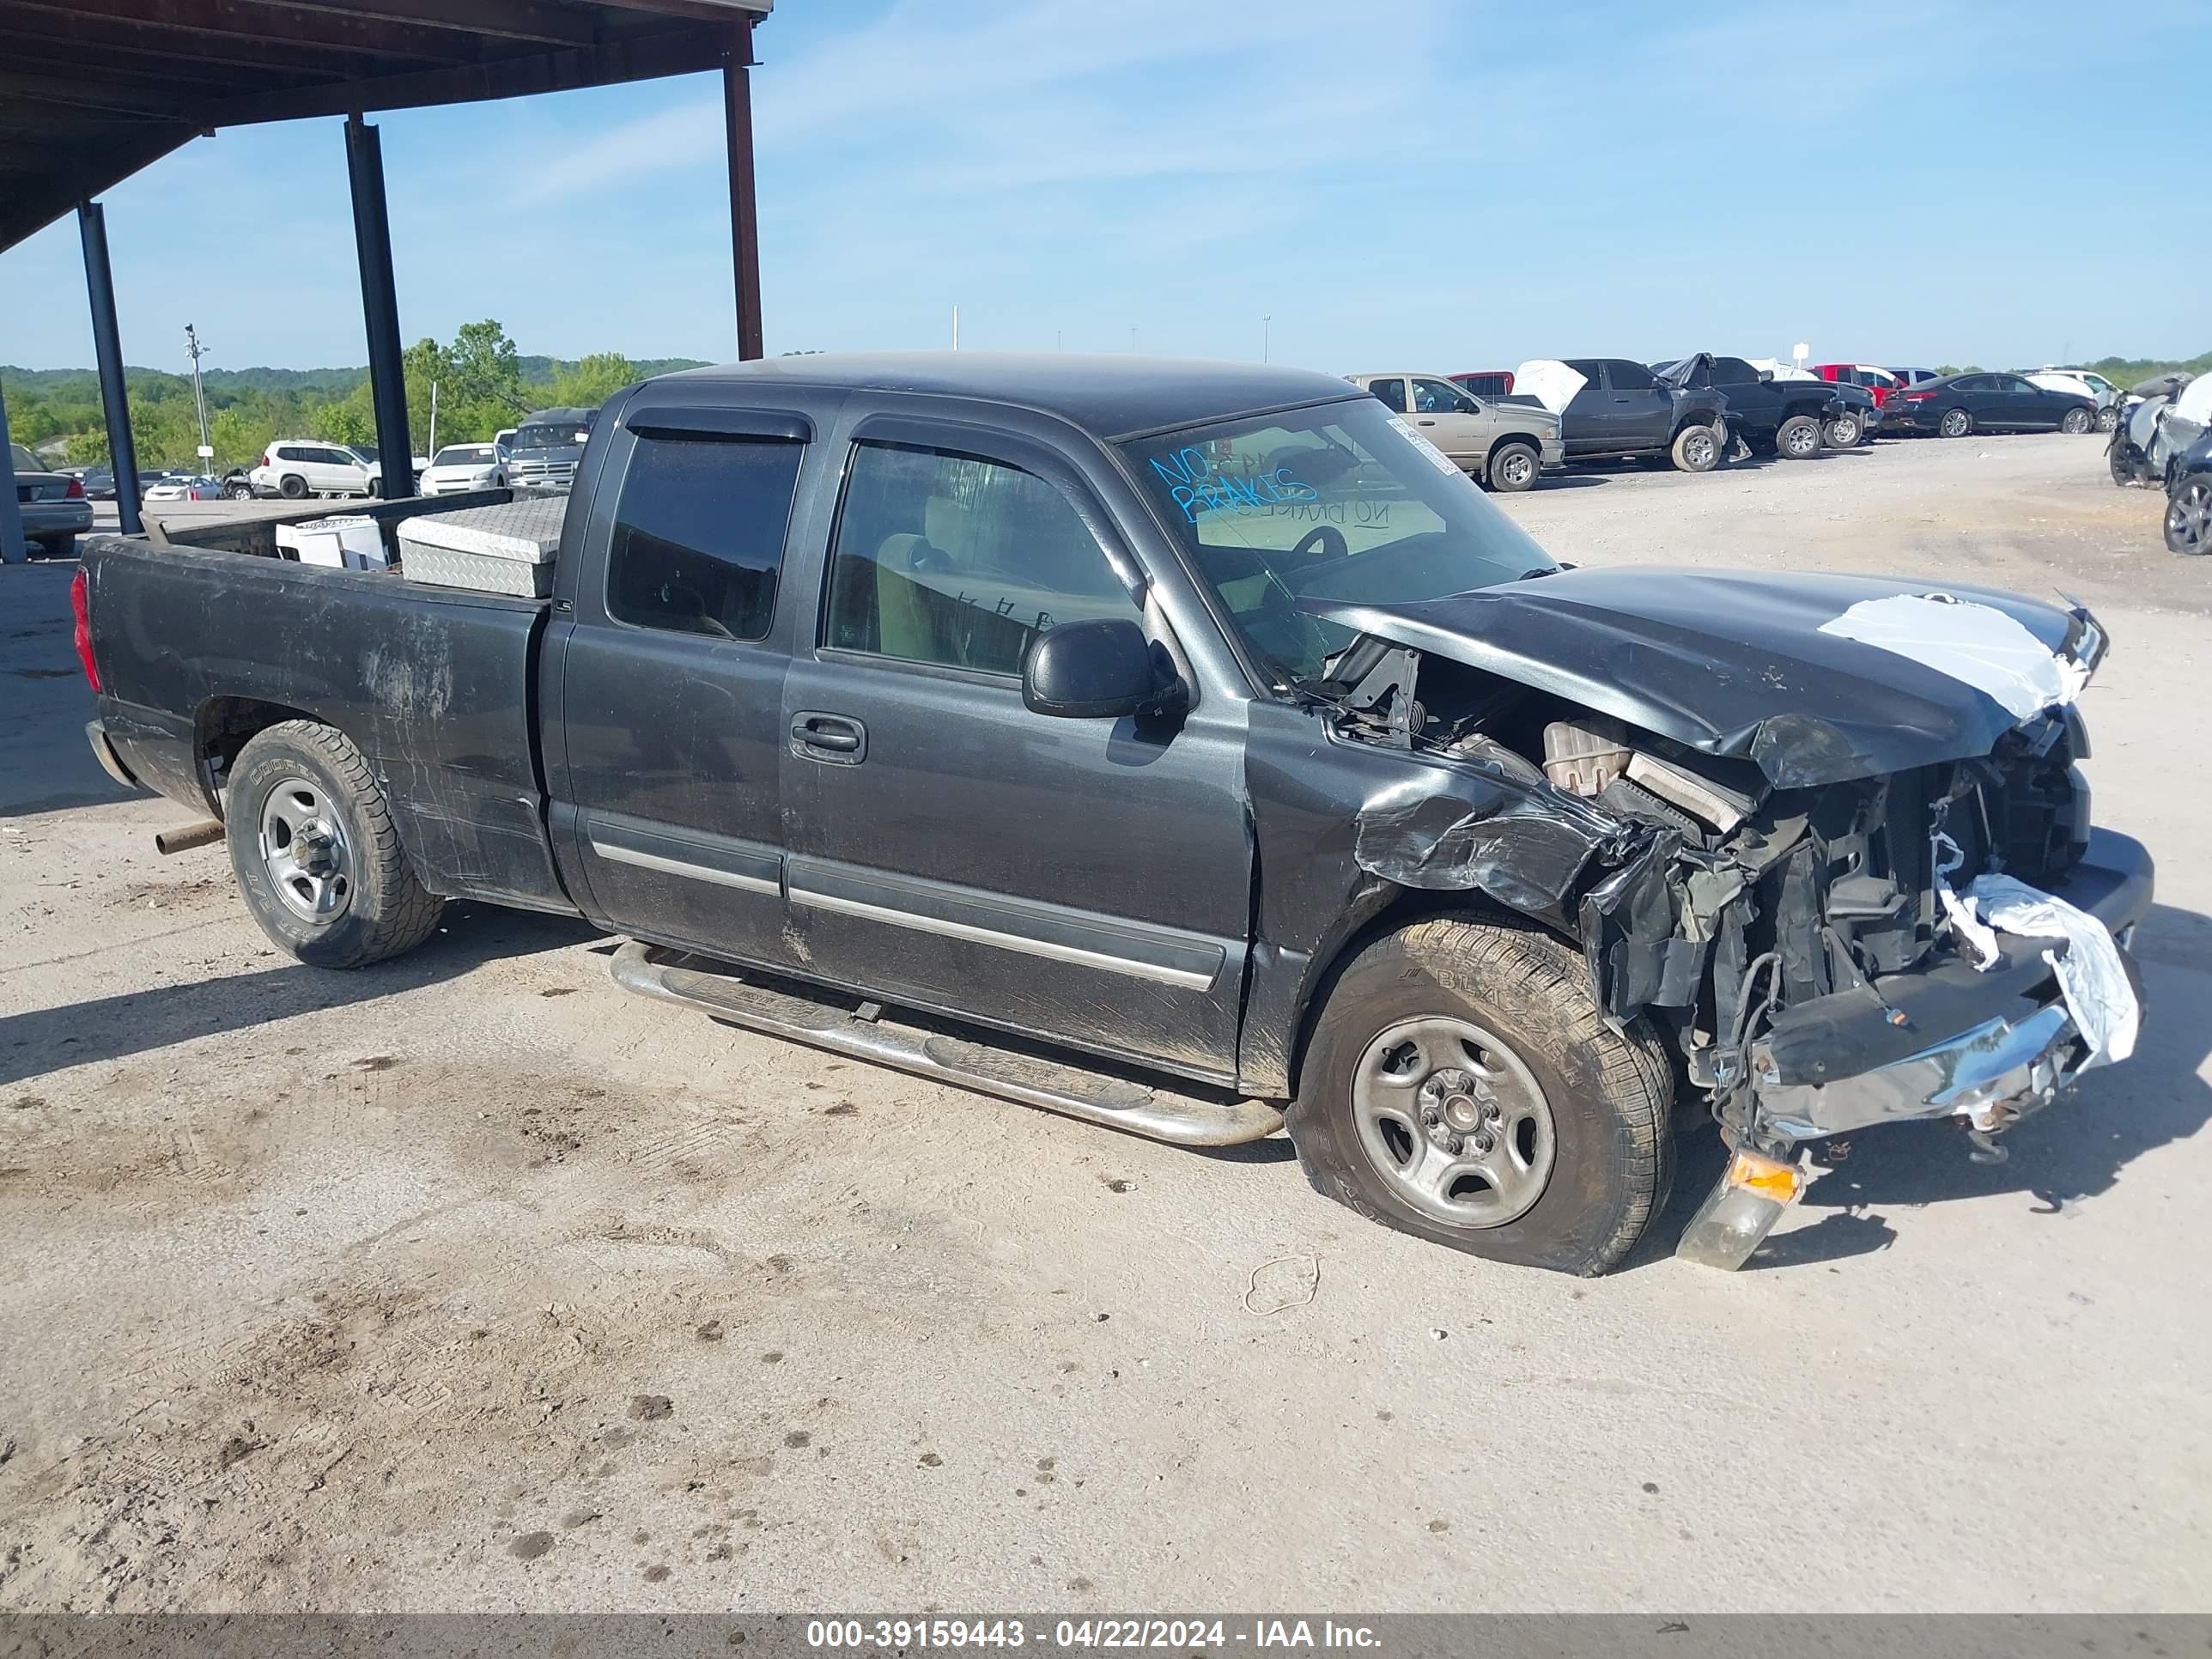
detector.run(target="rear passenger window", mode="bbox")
[823,441,1138,678]
[606,435,803,640]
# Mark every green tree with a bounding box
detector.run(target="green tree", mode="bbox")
[549,351,637,410]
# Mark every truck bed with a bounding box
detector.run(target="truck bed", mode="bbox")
[82,522,574,915]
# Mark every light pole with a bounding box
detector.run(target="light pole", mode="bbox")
[1262,315,1271,364]
[184,323,212,466]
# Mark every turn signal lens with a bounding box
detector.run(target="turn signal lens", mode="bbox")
[1727,1148,1802,1203]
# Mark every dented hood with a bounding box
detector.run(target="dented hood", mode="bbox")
[1303,566,2092,788]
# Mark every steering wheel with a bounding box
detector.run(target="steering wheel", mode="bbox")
[1289,524,1347,562]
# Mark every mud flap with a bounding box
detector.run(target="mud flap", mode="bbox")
[1674,1147,1803,1270]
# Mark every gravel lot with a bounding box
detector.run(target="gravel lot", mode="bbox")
[3,434,2207,1613]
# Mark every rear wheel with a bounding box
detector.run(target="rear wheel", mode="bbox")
[2168,480,2212,556]
[34,534,76,561]
[226,720,443,969]
[278,473,308,500]
[1776,414,1823,459]
[1287,917,1674,1276]
[1939,406,1973,439]
[1669,424,1721,473]
[2060,406,2094,434]
[1487,441,1540,493]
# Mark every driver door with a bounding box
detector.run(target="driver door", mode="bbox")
[1409,377,1487,474]
[777,414,1254,1082]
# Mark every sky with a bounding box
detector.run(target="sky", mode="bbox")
[2,0,2207,380]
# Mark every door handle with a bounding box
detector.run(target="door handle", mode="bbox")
[791,710,866,763]
[1416,418,1437,427]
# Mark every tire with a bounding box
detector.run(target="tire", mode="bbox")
[34,535,76,561]
[1487,441,1540,493]
[279,473,308,500]
[1669,424,1722,473]
[1938,406,1972,439]
[1775,414,1823,459]
[2060,406,2094,434]
[2110,441,2142,487]
[1286,917,1674,1276]
[1823,413,1862,449]
[2168,480,2212,556]
[225,720,443,969]
[2096,405,2120,433]
[225,481,253,500]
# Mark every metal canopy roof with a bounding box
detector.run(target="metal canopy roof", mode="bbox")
[0,0,772,252]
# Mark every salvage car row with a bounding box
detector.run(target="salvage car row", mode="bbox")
[1401,357,2106,487]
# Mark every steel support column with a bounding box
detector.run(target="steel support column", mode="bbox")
[722,21,763,362]
[0,372,27,562]
[77,200,142,536]
[344,112,412,492]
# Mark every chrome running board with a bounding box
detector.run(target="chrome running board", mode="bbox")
[610,940,1283,1148]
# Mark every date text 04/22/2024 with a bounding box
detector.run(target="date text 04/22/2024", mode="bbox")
[804,1619,1382,1650]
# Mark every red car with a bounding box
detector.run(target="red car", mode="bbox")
[1448,370,1516,398]
[1814,362,1904,408]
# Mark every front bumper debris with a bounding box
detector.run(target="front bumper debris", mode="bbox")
[1676,829,2152,1269]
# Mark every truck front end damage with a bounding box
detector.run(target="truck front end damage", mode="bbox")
[1301,570,2152,1268]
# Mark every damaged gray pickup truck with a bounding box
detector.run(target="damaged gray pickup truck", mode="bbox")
[76,354,2152,1274]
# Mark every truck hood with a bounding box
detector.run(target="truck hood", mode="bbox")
[1301,566,2099,788]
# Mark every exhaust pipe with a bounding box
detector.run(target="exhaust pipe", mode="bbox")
[155,819,225,855]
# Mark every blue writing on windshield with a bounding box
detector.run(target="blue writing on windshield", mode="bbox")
[1148,447,1318,524]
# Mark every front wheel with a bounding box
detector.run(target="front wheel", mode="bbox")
[1287,918,1674,1276]
[1669,424,1722,473]
[226,720,443,969]
[2060,407,2094,434]
[1776,414,1823,459]
[1487,441,1540,493]
[225,481,253,500]
[2168,480,2212,556]
[1939,406,1973,439]
[1824,412,1863,449]
[2096,405,2120,433]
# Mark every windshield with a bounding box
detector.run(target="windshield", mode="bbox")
[511,423,585,450]
[432,446,494,466]
[1121,397,1555,689]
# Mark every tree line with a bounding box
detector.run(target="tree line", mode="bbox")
[1,319,707,471]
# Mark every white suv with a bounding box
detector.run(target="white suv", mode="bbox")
[251,441,386,500]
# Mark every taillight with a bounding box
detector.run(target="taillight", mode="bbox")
[66,476,86,499]
[1904,390,1936,402]
[71,566,100,692]
[261,452,271,468]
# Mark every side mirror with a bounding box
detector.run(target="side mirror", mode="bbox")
[1023,617,1160,719]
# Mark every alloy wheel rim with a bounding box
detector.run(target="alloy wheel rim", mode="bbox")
[1500,453,1534,487]
[258,776,354,922]
[1351,1015,1557,1228]
[2171,484,2212,554]
[1942,410,1969,437]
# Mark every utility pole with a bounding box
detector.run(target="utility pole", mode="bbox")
[428,380,440,457]
[951,306,960,351]
[184,323,212,467]
[1262,315,1271,364]
[1129,325,1137,355]
[1054,330,1062,352]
